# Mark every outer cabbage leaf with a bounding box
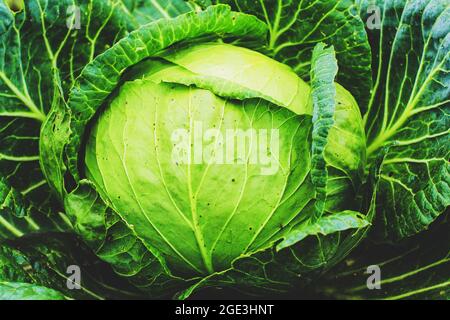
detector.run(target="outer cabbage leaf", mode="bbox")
[309,43,337,218]
[0,177,71,240]
[360,0,450,239]
[0,233,145,299]
[276,211,369,251]
[121,0,201,25]
[318,215,449,300]
[0,0,140,219]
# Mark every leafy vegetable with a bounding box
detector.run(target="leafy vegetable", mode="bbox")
[0,0,448,300]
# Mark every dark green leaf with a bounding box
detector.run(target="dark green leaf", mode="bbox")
[0,177,71,240]
[309,43,338,219]
[0,0,140,215]
[319,215,449,300]
[0,233,144,299]
[360,0,450,239]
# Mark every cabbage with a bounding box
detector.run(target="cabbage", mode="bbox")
[1,0,447,300]
[84,43,366,276]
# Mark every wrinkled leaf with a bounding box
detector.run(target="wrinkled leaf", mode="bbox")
[360,0,450,239]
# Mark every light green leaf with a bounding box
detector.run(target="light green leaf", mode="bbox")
[0,281,66,300]
[213,0,372,111]
[277,211,369,251]
[177,159,381,299]
[64,181,191,298]
[158,42,312,115]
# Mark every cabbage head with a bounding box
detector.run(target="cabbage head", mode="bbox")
[84,42,366,276]
[41,5,369,297]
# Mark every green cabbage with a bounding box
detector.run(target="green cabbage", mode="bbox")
[84,43,366,276]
